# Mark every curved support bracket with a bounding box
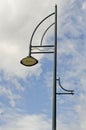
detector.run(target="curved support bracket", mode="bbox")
[40,22,55,46]
[29,12,55,56]
[56,77,74,95]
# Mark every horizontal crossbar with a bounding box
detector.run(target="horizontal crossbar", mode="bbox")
[56,92,74,95]
[31,45,54,48]
[31,51,54,54]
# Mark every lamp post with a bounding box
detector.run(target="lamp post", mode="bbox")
[20,5,74,130]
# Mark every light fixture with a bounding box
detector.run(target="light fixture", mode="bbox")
[20,56,38,67]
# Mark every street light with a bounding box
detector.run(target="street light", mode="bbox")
[20,56,38,66]
[20,5,74,130]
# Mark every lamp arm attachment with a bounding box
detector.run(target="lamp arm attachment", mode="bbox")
[40,22,55,46]
[29,12,55,56]
[57,77,74,93]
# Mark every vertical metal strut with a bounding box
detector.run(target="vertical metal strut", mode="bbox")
[52,4,57,130]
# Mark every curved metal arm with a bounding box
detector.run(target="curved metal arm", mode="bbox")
[29,12,55,56]
[40,23,55,46]
[57,77,74,93]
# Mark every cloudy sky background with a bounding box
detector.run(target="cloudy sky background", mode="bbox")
[0,0,86,129]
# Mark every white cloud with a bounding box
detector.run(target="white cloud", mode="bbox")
[0,0,70,78]
[42,1,86,130]
[11,78,24,91]
[0,85,21,107]
[44,71,53,88]
[0,0,86,130]
[0,114,51,130]
[82,1,86,10]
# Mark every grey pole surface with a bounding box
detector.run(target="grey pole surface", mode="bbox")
[52,5,57,130]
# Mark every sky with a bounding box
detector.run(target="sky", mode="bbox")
[0,0,86,129]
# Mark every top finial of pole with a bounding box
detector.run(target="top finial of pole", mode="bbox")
[55,4,57,8]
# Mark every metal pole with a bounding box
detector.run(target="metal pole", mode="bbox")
[52,5,57,130]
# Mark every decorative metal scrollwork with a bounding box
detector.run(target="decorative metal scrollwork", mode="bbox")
[56,77,74,95]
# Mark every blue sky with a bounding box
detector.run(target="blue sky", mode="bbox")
[0,0,86,130]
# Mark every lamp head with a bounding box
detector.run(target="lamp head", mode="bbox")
[20,56,38,67]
